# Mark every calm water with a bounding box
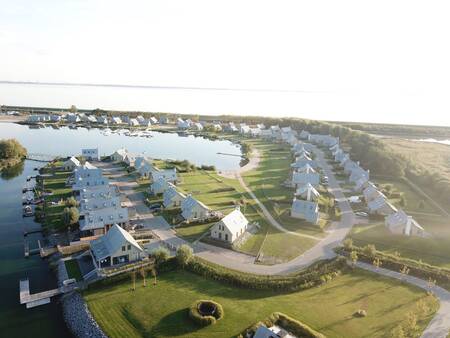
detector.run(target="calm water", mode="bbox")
[0,122,242,171]
[0,122,241,337]
[0,160,72,338]
[415,138,450,146]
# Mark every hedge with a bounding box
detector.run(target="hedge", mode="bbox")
[337,246,450,288]
[239,312,325,338]
[188,300,224,326]
[185,256,348,292]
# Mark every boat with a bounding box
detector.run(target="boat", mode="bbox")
[23,205,34,217]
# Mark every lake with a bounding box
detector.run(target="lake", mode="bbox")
[0,160,72,338]
[0,121,242,337]
[0,122,242,171]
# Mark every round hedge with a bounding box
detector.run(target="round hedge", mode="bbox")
[188,300,224,326]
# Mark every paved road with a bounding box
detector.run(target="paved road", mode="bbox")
[235,173,322,241]
[355,262,450,338]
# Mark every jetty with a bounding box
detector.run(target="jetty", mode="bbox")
[19,278,76,309]
[26,153,57,162]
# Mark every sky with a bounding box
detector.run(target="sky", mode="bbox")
[1,0,450,126]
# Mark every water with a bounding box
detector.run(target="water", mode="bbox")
[0,122,241,337]
[0,160,72,338]
[0,122,242,171]
[414,138,450,146]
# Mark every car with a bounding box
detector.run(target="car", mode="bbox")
[355,211,368,217]
[149,203,161,210]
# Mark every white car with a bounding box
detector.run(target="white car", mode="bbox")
[355,211,368,217]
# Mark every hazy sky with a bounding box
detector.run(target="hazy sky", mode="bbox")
[1,0,450,126]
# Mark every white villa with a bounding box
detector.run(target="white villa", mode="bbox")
[90,224,146,268]
[385,210,425,237]
[76,185,119,202]
[111,148,128,162]
[82,148,100,161]
[62,156,81,171]
[111,116,122,125]
[210,208,249,243]
[72,162,109,190]
[291,171,320,188]
[79,206,129,235]
[192,122,204,131]
[79,195,122,216]
[181,195,211,221]
[138,160,157,178]
[163,184,186,208]
[291,154,317,169]
[295,183,320,201]
[149,177,170,195]
[151,168,177,184]
[291,198,319,224]
[177,118,190,130]
[367,195,397,216]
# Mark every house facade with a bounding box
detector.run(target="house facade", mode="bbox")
[90,224,146,268]
[291,198,319,224]
[163,184,186,208]
[82,148,100,161]
[210,208,249,243]
[181,195,210,221]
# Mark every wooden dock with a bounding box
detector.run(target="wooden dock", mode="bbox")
[19,278,75,309]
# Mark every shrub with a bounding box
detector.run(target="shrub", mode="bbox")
[363,244,376,258]
[176,244,193,268]
[185,256,347,292]
[65,196,78,207]
[354,309,367,317]
[188,300,224,326]
[152,247,170,266]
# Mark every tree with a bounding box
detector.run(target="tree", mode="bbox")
[390,325,406,338]
[61,207,79,226]
[140,267,147,287]
[399,265,410,281]
[372,257,382,270]
[363,244,377,258]
[404,312,418,337]
[343,238,353,250]
[0,139,27,160]
[153,247,169,266]
[130,270,136,291]
[176,244,193,268]
[69,105,77,113]
[65,196,78,207]
[427,277,436,295]
[418,199,425,210]
[350,251,358,268]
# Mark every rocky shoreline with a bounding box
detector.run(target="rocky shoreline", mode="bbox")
[57,259,107,338]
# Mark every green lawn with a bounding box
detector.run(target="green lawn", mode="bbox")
[41,170,73,230]
[84,269,437,338]
[372,177,440,215]
[64,259,82,281]
[349,217,450,268]
[176,222,215,242]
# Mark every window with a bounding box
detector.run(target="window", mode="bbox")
[122,246,126,252]
[127,244,131,250]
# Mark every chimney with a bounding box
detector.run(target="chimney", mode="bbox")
[405,216,413,236]
[307,185,312,201]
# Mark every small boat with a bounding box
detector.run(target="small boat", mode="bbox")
[23,205,34,217]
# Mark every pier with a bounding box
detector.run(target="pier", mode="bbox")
[19,278,75,309]
[26,153,58,162]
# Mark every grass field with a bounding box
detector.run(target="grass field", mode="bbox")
[349,216,450,268]
[41,169,73,230]
[84,269,437,338]
[64,259,83,281]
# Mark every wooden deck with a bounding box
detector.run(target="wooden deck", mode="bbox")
[19,278,75,309]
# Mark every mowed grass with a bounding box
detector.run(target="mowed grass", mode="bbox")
[64,259,83,281]
[372,177,440,215]
[349,216,450,268]
[42,170,73,230]
[84,269,437,338]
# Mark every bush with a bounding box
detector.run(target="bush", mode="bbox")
[363,244,377,258]
[188,300,224,326]
[354,309,367,317]
[184,256,347,292]
[152,247,170,266]
[176,244,193,268]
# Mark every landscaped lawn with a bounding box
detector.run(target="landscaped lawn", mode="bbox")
[175,222,215,242]
[64,259,82,281]
[84,269,437,338]
[349,217,450,268]
[372,176,440,215]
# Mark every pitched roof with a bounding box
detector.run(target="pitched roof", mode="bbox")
[216,209,249,233]
[90,224,143,260]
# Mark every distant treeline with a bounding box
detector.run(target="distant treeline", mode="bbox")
[338,121,450,138]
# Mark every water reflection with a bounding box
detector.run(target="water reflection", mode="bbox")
[1,160,25,180]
